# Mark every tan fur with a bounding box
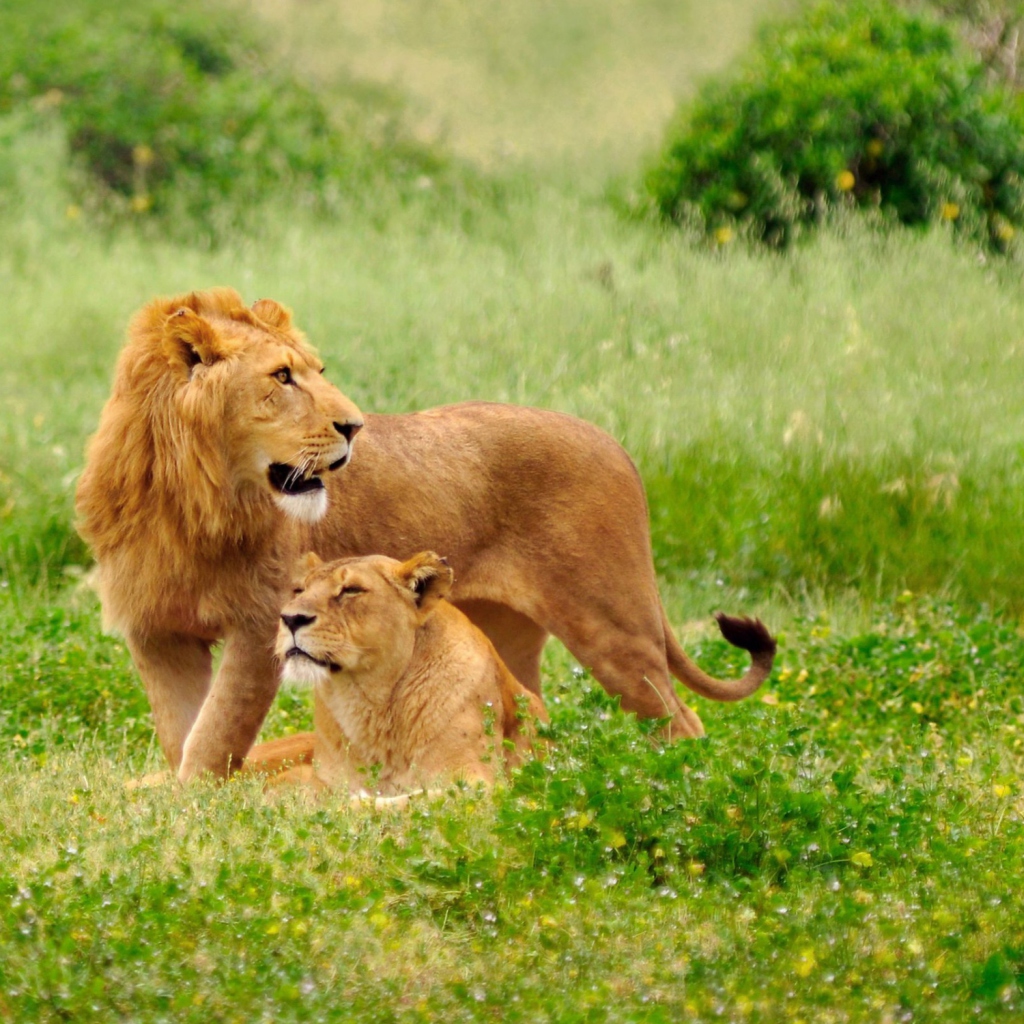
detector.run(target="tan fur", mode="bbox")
[248,551,547,798]
[78,289,775,781]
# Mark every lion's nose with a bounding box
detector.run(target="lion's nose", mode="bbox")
[334,420,363,443]
[282,612,316,634]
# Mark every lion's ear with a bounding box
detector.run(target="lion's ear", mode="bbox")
[396,551,453,616]
[251,298,293,331]
[163,308,224,372]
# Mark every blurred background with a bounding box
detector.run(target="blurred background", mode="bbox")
[3,0,1024,617]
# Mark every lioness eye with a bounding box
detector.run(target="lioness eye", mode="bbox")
[292,587,304,596]
[273,367,293,385]
[335,585,366,600]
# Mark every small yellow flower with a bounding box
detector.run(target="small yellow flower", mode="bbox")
[133,144,156,168]
[836,170,856,192]
[65,204,82,221]
[996,221,1016,242]
[714,225,734,245]
[850,851,874,868]
[796,668,809,684]
[910,701,924,714]
[866,139,884,157]
[131,194,152,213]
[793,948,817,978]
[685,860,705,878]
[940,202,960,221]
[993,783,1012,799]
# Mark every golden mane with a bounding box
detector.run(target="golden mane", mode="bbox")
[75,287,329,635]
[76,287,311,555]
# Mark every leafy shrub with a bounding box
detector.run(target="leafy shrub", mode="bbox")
[647,0,1024,249]
[0,0,447,228]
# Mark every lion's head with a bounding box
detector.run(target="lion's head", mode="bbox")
[277,551,454,688]
[76,288,364,560]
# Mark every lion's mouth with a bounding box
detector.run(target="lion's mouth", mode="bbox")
[268,463,325,497]
[284,646,341,672]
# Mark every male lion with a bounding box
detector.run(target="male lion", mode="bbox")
[77,288,775,782]
[244,550,547,800]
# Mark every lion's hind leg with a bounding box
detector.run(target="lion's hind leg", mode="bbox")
[455,599,548,695]
[555,609,705,740]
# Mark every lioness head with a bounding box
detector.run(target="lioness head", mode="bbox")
[77,288,364,541]
[277,551,454,687]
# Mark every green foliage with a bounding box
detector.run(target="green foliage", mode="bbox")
[648,0,1024,249]
[0,0,448,229]
[646,446,1024,605]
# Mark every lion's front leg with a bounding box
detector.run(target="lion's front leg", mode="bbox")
[126,631,213,771]
[178,623,281,782]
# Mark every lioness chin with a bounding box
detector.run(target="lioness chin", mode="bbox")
[77,288,775,783]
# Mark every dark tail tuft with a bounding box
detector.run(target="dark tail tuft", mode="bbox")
[714,613,777,657]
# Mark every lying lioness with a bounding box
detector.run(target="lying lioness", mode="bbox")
[245,550,548,800]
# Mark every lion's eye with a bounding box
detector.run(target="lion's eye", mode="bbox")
[292,587,304,596]
[273,367,293,385]
[334,585,366,601]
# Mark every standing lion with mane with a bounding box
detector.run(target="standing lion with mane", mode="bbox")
[76,288,775,783]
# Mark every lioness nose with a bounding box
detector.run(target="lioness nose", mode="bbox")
[282,612,316,634]
[334,420,362,442]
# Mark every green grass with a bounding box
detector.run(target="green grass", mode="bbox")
[2,0,1024,1018]
[2,591,1023,1021]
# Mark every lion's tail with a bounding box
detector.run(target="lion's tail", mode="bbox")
[663,611,776,702]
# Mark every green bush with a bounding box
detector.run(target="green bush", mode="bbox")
[0,0,447,228]
[647,0,1024,249]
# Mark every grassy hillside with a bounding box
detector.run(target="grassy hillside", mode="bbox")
[245,0,795,174]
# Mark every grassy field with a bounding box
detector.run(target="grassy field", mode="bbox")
[2,0,1024,1019]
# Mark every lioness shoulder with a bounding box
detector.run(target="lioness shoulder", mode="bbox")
[249,550,548,799]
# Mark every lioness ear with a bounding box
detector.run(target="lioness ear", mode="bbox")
[297,551,323,574]
[251,298,293,331]
[163,308,224,372]
[396,551,453,616]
